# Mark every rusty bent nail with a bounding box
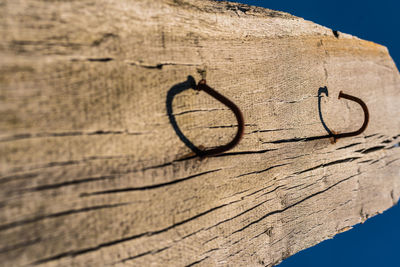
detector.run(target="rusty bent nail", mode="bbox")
[195,79,244,157]
[332,91,369,142]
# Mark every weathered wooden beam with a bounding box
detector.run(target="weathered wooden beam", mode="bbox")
[1,0,400,266]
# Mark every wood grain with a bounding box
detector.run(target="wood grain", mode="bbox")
[1,0,400,266]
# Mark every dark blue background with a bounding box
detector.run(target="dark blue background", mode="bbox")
[220,1,400,266]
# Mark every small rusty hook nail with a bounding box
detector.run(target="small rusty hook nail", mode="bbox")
[332,91,369,142]
[195,79,244,156]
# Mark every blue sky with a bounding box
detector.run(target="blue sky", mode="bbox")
[221,1,400,266]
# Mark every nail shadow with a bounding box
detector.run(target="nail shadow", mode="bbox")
[269,87,335,144]
[318,86,334,136]
[167,81,335,150]
[166,76,203,156]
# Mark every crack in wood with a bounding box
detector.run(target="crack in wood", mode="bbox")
[0,237,42,254]
[231,173,361,235]
[214,149,278,157]
[116,246,171,264]
[356,145,386,154]
[0,202,133,232]
[236,163,289,178]
[80,169,221,197]
[20,175,116,192]
[31,200,240,265]
[336,142,362,150]
[129,61,201,69]
[294,157,361,175]
[184,256,210,267]
[0,130,145,142]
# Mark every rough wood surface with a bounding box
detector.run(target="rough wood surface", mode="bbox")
[1,0,400,266]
